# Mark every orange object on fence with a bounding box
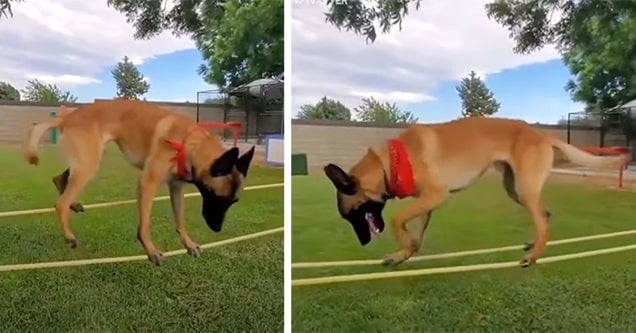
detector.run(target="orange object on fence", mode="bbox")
[197,121,241,147]
[581,146,630,189]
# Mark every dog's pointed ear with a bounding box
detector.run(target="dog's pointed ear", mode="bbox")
[324,164,356,195]
[211,147,239,176]
[236,145,256,176]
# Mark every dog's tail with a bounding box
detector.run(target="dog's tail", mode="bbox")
[23,117,64,165]
[550,137,627,169]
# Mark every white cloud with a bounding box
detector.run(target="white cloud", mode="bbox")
[291,0,561,115]
[0,0,195,91]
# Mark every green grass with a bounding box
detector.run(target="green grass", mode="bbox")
[0,145,283,333]
[292,175,636,333]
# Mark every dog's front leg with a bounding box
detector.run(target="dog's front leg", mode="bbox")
[168,180,201,258]
[137,168,165,266]
[382,190,448,266]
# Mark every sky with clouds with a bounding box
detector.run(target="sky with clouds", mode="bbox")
[291,0,585,124]
[2,0,585,124]
[0,0,216,103]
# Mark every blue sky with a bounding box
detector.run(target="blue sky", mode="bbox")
[404,59,583,124]
[3,0,585,126]
[291,0,582,125]
[72,49,216,103]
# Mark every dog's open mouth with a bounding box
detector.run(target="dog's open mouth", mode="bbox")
[365,212,381,235]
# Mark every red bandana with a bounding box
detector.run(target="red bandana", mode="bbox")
[388,138,415,199]
[164,125,203,181]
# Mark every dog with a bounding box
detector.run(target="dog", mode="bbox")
[324,117,626,268]
[22,99,256,265]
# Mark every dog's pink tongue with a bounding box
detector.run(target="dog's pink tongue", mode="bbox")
[365,213,380,235]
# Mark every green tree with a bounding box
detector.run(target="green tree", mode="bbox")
[485,0,636,110]
[111,56,150,99]
[107,0,283,89]
[456,70,500,118]
[324,0,422,43]
[197,0,283,88]
[354,96,418,123]
[0,82,20,100]
[0,0,22,19]
[21,79,78,103]
[297,96,352,121]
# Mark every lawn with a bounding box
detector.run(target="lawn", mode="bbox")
[292,174,636,333]
[0,144,284,333]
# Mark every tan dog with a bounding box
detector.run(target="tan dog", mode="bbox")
[324,117,626,267]
[23,99,255,265]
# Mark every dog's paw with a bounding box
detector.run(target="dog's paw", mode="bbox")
[519,255,536,268]
[522,242,534,252]
[186,244,202,258]
[381,253,406,267]
[148,251,165,266]
[65,237,77,249]
[70,202,84,213]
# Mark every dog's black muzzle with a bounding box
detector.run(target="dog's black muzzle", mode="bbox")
[194,182,238,232]
[343,200,386,246]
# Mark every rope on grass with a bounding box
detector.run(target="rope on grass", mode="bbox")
[292,228,636,268]
[291,243,636,287]
[0,182,284,218]
[0,227,283,272]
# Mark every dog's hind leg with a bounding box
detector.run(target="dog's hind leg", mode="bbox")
[54,131,102,248]
[52,168,84,213]
[509,141,554,267]
[494,161,551,252]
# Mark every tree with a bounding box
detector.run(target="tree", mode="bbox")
[485,0,636,110]
[297,96,352,121]
[111,56,150,99]
[21,79,78,103]
[196,0,283,88]
[0,81,19,100]
[323,0,422,43]
[107,0,283,89]
[456,70,500,118]
[0,0,22,19]
[354,96,418,123]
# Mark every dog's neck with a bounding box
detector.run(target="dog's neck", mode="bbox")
[348,144,391,201]
[187,131,233,180]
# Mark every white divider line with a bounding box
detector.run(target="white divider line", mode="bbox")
[0,227,283,273]
[291,243,636,287]
[292,228,636,268]
[0,182,284,218]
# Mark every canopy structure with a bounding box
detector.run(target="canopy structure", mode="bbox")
[196,75,284,141]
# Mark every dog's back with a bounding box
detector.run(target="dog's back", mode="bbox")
[59,99,189,141]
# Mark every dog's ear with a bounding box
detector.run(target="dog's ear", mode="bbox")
[211,147,239,176]
[324,164,356,195]
[236,145,256,176]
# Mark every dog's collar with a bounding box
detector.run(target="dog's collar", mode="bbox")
[165,124,206,181]
[386,138,415,199]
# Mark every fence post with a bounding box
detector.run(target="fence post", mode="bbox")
[49,111,57,144]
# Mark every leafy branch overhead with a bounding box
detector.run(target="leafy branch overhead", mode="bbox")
[107,0,283,89]
[0,0,22,19]
[325,0,422,43]
[485,0,636,109]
